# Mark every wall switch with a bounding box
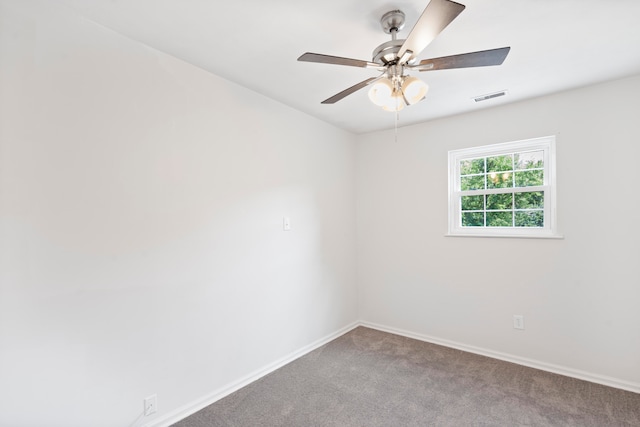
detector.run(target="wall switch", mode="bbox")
[513,315,525,330]
[283,217,291,231]
[144,394,157,416]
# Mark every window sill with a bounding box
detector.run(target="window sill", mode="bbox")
[445,233,564,239]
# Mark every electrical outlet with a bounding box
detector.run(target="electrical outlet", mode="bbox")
[513,315,525,330]
[144,394,157,416]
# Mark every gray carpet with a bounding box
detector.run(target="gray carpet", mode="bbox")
[173,327,640,426]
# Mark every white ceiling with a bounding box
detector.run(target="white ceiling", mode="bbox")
[55,0,640,134]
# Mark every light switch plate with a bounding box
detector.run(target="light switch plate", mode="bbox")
[513,315,525,330]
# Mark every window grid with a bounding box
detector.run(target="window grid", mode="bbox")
[458,150,545,229]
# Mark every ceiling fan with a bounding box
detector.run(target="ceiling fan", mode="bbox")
[297,0,510,111]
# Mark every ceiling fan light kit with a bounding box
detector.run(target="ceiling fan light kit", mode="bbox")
[297,0,510,113]
[368,75,428,112]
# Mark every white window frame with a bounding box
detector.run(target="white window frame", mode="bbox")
[447,135,561,238]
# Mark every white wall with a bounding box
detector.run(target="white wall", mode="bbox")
[2,1,639,425]
[356,74,640,390]
[0,2,358,426]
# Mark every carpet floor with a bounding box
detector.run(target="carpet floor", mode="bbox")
[173,327,640,426]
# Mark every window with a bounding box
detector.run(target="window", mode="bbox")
[448,136,559,238]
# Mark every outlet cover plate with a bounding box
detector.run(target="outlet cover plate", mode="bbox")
[144,394,157,416]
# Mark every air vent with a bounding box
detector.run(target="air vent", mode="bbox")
[474,90,507,102]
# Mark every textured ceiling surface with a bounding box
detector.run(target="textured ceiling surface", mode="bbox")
[54,0,640,134]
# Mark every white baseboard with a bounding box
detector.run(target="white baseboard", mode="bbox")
[359,320,640,394]
[143,321,360,427]
[145,319,638,426]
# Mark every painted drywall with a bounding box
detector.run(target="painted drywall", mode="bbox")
[0,1,357,426]
[1,0,638,425]
[356,74,640,389]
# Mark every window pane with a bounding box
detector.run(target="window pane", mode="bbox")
[487,193,513,210]
[487,171,513,189]
[461,195,483,210]
[460,158,485,175]
[461,212,484,227]
[515,191,544,209]
[486,211,512,227]
[515,151,543,170]
[487,154,512,172]
[461,175,485,191]
[515,170,543,187]
[515,211,544,227]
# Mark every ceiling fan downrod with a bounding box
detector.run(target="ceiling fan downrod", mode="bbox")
[372,10,407,65]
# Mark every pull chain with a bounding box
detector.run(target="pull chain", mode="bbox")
[394,96,400,143]
[395,108,398,143]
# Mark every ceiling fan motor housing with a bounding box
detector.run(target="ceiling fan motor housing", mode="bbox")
[372,39,405,64]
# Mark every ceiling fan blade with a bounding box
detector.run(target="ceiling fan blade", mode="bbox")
[398,0,465,62]
[298,53,382,70]
[410,47,511,71]
[321,77,381,104]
